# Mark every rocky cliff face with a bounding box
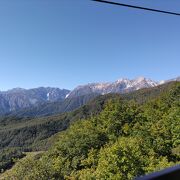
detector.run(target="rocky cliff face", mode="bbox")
[0,87,70,114]
[67,77,159,98]
[0,76,179,115]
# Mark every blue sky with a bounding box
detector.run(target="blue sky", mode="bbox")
[0,0,179,90]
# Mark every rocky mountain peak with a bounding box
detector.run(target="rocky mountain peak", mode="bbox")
[0,76,179,115]
[67,77,159,98]
[116,78,130,83]
[134,76,146,82]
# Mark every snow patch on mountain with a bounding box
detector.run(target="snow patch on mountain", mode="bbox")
[65,93,70,99]
[47,93,50,101]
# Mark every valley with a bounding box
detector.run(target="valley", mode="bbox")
[0,81,179,179]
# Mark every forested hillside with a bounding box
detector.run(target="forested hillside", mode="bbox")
[0,93,120,172]
[0,82,179,179]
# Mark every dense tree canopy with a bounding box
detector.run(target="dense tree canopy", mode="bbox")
[0,82,179,179]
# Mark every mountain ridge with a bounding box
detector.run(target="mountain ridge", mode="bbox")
[0,87,70,114]
[0,76,179,115]
[67,76,179,98]
[0,81,179,178]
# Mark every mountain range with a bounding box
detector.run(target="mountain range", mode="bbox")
[0,76,179,115]
[0,80,179,178]
[0,88,70,115]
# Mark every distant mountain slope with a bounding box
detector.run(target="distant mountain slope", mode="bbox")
[0,87,70,114]
[159,76,180,84]
[10,93,99,117]
[0,82,179,173]
[0,82,179,151]
[5,80,180,118]
[0,76,179,116]
[67,77,159,98]
[1,81,179,179]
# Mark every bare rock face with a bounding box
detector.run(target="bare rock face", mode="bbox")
[0,76,179,115]
[67,77,159,98]
[67,76,180,98]
[0,87,70,114]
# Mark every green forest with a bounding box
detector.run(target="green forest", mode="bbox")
[0,82,180,179]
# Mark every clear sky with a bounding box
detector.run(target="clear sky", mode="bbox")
[0,0,179,90]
